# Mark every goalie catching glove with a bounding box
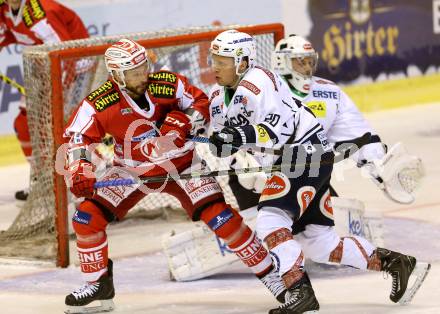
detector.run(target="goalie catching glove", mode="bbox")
[361,142,424,204]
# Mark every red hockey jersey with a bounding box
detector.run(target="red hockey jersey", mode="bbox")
[64,70,210,177]
[0,0,88,47]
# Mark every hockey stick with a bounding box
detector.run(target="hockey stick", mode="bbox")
[94,132,371,188]
[0,72,26,95]
[190,132,372,158]
[190,135,283,155]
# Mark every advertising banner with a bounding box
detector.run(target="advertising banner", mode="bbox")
[308,0,440,83]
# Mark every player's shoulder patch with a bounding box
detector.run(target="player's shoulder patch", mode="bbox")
[209,89,221,102]
[148,70,178,84]
[255,66,278,91]
[239,79,261,95]
[87,80,120,112]
[314,77,336,86]
[147,80,176,99]
[22,0,46,28]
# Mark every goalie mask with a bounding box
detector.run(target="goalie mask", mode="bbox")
[104,38,150,88]
[209,30,256,76]
[272,35,318,94]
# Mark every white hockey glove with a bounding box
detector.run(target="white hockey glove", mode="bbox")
[187,109,207,136]
[362,142,425,204]
[231,150,267,193]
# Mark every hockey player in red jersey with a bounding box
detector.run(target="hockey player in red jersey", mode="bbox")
[62,38,286,314]
[0,0,89,200]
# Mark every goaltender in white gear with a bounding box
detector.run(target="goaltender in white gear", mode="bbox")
[163,34,429,308]
[272,34,424,205]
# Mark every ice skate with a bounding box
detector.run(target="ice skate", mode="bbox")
[269,274,319,314]
[65,259,115,314]
[260,265,287,303]
[376,248,431,305]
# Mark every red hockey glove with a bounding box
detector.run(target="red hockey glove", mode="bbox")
[159,111,191,148]
[68,160,96,198]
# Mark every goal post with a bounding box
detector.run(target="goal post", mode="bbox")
[2,23,284,267]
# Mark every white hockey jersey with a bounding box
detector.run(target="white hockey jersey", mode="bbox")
[291,76,386,163]
[208,66,326,165]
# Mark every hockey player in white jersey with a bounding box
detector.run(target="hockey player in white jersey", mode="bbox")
[204,30,430,313]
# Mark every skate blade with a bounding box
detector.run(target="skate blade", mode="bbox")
[398,262,431,305]
[65,299,115,314]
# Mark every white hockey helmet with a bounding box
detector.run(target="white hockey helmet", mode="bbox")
[272,34,318,94]
[210,30,256,75]
[104,38,150,88]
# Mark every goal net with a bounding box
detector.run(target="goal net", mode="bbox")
[0,23,284,267]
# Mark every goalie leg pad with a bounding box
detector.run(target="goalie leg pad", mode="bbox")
[200,202,272,275]
[72,200,110,282]
[161,207,258,282]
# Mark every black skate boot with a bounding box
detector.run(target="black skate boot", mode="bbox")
[269,273,319,314]
[259,265,287,303]
[375,247,430,304]
[65,259,115,314]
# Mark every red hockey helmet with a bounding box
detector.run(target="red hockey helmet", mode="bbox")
[104,38,149,87]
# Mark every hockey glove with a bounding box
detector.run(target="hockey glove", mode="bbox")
[68,160,96,198]
[209,126,246,157]
[232,150,267,193]
[160,111,192,148]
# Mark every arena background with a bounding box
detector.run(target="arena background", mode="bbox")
[1,0,439,135]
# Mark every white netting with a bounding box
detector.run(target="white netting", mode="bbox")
[0,24,280,265]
